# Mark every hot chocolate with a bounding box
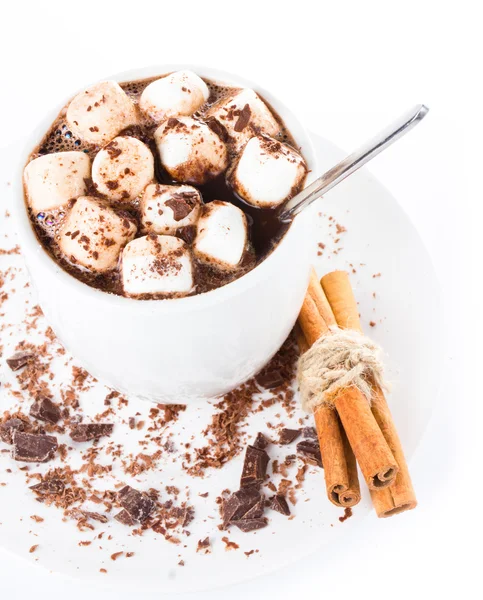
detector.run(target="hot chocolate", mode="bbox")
[23,70,308,299]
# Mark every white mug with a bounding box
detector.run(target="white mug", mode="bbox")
[13,65,319,404]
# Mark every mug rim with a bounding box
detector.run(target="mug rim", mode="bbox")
[13,63,318,313]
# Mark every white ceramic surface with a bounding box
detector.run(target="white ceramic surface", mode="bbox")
[12,65,319,404]
[0,133,442,594]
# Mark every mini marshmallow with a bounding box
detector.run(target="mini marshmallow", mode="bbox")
[154,117,228,185]
[91,136,154,202]
[206,88,281,150]
[122,235,193,297]
[140,184,202,235]
[140,70,209,123]
[66,81,138,145]
[24,151,90,212]
[229,135,307,208]
[58,196,137,272]
[194,201,248,269]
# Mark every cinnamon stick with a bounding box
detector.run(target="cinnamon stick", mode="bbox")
[297,270,361,507]
[321,270,416,516]
[314,404,361,507]
[319,271,399,490]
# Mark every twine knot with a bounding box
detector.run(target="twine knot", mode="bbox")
[297,327,388,413]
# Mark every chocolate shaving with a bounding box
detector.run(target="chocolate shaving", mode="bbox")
[30,479,65,495]
[70,423,113,442]
[30,397,61,424]
[12,431,57,463]
[278,428,301,445]
[240,445,269,488]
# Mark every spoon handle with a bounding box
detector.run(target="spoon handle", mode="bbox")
[279,104,429,221]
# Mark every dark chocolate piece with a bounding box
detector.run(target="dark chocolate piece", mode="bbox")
[205,117,229,142]
[30,479,65,495]
[175,224,196,244]
[243,499,265,519]
[278,428,301,445]
[253,432,269,450]
[234,104,252,132]
[6,352,34,371]
[234,517,268,533]
[165,193,197,221]
[197,537,211,552]
[0,418,25,444]
[114,509,135,526]
[255,370,285,389]
[118,485,154,523]
[12,431,57,463]
[268,494,291,516]
[222,486,261,525]
[240,445,269,487]
[296,439,323,468]
[70,423,114,442]
[301,426,318,439]
[30,398,61,424]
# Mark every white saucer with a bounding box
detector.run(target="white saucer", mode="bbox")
[0,133,442,593]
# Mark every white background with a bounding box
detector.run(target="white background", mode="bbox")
[0,1,480,598]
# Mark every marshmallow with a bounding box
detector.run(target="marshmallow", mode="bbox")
[194,201,248,269]
[154,117,228,185]
[122,235,193,297]
[206,88,281,150]
[140,184,202,235]
[91,136,154,202]
[229,135,307,208]
[66,81,137,145]
[58,196,137,272]
[140,70,209,123]
[24,151,90,212]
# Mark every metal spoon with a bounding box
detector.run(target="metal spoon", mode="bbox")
[278,104,429,222]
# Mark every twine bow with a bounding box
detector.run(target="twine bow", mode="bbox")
[298,327,388,413]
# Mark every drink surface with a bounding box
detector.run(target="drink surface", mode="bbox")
[25,74,305,298]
